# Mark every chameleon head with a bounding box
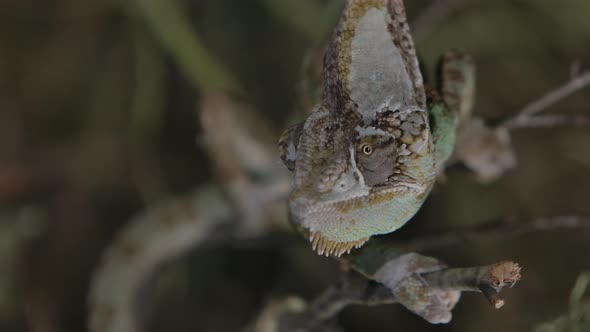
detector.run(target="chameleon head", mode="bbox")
[279,0,436,257]
[284,106,434,257]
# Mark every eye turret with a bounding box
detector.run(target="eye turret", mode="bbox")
[355,133,397,186]
[360,143,374,155]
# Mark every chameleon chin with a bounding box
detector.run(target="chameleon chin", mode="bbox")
[279,0,464,257]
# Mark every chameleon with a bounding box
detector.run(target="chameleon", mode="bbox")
[88,1,477,330]
[279,0,475,257]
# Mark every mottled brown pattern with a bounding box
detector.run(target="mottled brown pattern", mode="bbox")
[324,0,384,113]
[324,0,425,112]
[294,109,360,195]
[387,0,426,107]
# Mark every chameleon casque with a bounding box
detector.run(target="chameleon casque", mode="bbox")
[279,0,472,257]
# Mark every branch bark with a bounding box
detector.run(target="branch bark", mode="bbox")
[273,260,521,332]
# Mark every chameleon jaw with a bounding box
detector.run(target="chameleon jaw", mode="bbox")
[291,183,429,258]
[309,230,369,257]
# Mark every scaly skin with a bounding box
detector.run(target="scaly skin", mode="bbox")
[279,0,475,257]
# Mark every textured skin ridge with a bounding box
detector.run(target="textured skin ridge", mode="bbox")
[323,0,385,113]
[388,0,426,107]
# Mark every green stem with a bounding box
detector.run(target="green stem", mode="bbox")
[130,29,166,142]
[136,0,241,92]
[258,0,344,45]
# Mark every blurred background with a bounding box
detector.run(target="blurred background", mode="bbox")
[1,0,590,331]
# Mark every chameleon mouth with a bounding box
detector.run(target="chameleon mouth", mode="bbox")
[309,230,369,257]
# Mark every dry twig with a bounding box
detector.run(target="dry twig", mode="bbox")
[402,215,590,252]
[503,70,590,129]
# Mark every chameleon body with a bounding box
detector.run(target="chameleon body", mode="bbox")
[279,0,474,257]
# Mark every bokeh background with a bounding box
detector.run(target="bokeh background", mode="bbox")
[1,0,590,331]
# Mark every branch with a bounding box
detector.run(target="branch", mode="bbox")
[272,260,521,332]
[401,215,590,252]
[454,69,590,182]
[504,113,590,129]
[278,272,394,332]
[88,186,234,332]
[273,215,590,329]
[503,70,590,129]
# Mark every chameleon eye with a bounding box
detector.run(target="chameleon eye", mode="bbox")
[360,143,374,155]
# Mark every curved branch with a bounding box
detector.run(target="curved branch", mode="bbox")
[89,91,292,332]
[88,186,233,332]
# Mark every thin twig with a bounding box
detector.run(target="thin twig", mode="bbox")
[402,215,590,252]
[503,70,590,129]
[506,113,590,129]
